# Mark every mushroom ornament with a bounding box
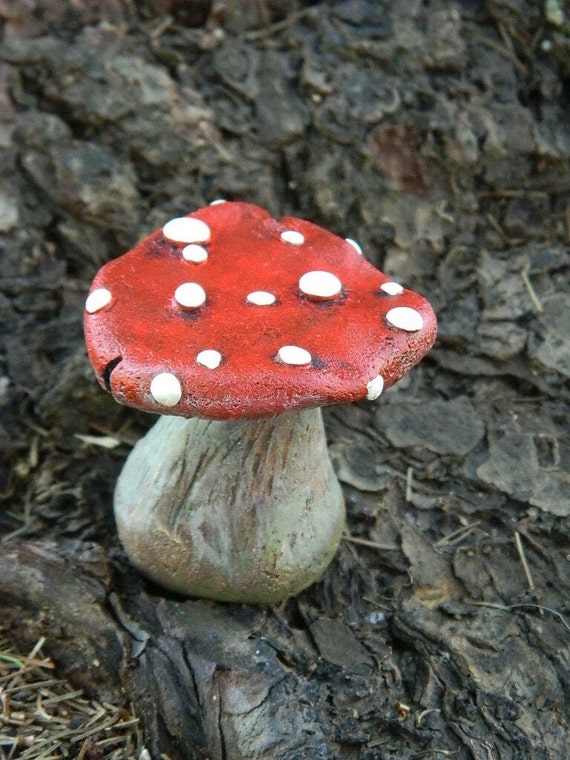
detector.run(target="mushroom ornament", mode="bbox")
[84,201,437,603]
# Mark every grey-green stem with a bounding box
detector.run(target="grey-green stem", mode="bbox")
[114,407,345,603]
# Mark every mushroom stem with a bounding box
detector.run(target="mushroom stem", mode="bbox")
[113,408,345,603]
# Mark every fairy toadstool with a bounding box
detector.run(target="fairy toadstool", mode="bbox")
[84,201,437,603]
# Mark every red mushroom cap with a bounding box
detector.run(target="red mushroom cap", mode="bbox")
[84,201,437,420]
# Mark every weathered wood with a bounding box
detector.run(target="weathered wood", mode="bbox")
[0,540,126,702]
[1,1,570,758]
[0,539,331,759]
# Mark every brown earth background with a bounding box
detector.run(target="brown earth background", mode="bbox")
[0,1,569,758]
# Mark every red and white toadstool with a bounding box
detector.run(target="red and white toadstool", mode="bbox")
[84,201,437,603]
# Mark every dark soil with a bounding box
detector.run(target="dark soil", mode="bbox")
[1,1,569,758]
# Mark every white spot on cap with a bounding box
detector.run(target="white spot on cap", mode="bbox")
[277,345,312,365]
[247,291,276,306]
[345,238,363,255]
[381,282,404,296]
[150,372,182,406]
[299,271,342,300]
[280,230,305,245]
[209,198,227,205]
[163,217,211,244]
[175,282,206,310]
[85,288,112,313]
[182,244,208,263]
[366,375,384,400]
[386,306,424,332]
[196,349,222,369]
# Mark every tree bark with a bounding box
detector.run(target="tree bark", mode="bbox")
[0,539,331,760]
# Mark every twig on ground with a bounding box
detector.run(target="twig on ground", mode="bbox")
[521,264,543,313]
[514,530,535,592]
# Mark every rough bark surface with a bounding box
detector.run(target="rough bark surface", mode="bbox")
[1,2,569,758]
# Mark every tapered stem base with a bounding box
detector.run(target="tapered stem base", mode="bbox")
[114,408,345,603]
